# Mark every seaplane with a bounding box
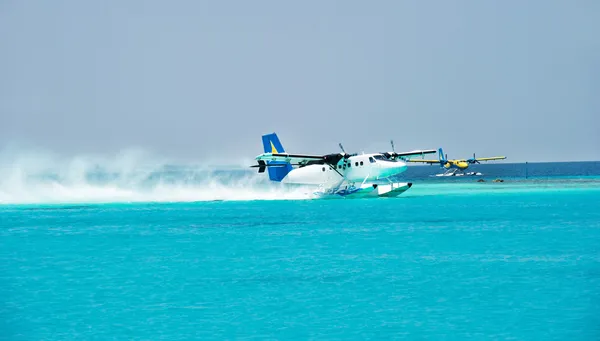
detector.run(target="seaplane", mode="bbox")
[406,147,506,176]
[251,133,436,198]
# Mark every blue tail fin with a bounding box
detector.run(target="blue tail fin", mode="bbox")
[261,133,293,182]
[438,148,447,163]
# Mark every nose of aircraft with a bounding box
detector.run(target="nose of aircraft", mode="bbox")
[380,160,407,176]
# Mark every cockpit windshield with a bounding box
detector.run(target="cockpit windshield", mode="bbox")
[371,154,394,162]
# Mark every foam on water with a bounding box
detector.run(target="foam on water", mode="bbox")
[0,148,317,204]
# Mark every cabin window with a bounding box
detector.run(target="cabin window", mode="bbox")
[355,162,358,166]
[338,165,341,169]
[322,167,325,172]
[360,161,363,166]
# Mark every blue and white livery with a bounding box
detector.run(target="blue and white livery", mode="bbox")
[252,133,436,198]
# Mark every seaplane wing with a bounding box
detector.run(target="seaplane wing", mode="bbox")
[473,156,507,162]
[253,152,349,173]
[256,152,325,163]
[394,149,437,158]
[255,152,347,165]
[405,159,441,164]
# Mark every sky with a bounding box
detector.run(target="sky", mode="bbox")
[1,0,598,164]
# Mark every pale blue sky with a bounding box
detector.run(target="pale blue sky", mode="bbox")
[1,0,598,163]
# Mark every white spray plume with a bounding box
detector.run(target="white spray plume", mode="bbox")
[0,147,316,204]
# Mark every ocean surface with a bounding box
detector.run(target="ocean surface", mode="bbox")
[1,161,600,340]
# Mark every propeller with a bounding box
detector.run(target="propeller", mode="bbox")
[467,153,480,164]
[382,139,399,160]
[251,160,305,173]
[339,143,351,159]
[250,160,267,173]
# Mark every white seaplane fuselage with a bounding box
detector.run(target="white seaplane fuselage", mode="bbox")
[280,153,406,187]
[253,133,436,198]
[256,152,412,198]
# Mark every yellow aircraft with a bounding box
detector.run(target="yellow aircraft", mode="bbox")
[406,148,506,176]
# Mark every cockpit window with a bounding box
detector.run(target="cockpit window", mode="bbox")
[373,154,392,162]
[369,157,375,163]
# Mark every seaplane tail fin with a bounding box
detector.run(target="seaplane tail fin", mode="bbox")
[438,148,447,163]
[261,133,293,182]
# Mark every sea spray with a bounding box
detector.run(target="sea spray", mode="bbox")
[0,147,316,204]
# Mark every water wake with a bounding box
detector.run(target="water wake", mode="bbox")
[0,148,316,204]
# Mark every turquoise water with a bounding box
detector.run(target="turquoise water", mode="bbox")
[2,162,600,339]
